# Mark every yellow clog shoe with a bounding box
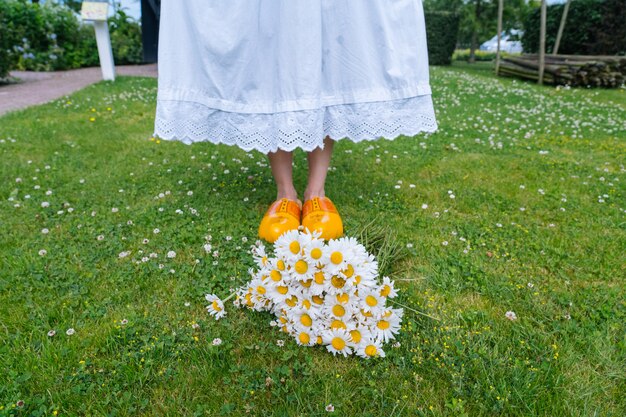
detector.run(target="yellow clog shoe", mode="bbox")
[258,198,302,243]
[301,196,343,241]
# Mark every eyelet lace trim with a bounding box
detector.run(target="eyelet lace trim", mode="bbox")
[153,94,438,153]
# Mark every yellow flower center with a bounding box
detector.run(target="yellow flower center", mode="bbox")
[300,314,312,327]
[381,285,391,297]
[279,316,287,324]
[330,251,343,264]
[289,241,300,254]
[316,336,323,345]
[354,275,362,285]
[277,260,285,270]
[299,332,310,344]
[302,299,312,309]
[341,264,354,278]
[377,320,390,330]
[312,295,324,305]
[300,279,312,288]
[212,301,222,311]
[350,329,362,343]
[244,293,252,306]
[277,286,289,295]
[383,310,392,318]
[295,260,308,274]
[331,337,346,350]
[332,305,346,317]
[261,256,268,265]
[285,296,298,307]
[361,309,373,317]
[366,295,378,307]
[257,286,266,295]
[365,345,378,357]
[336,293,349,304]
[270,270,282,282]
[331,320,347,329]
[331,276,346,289]
[314,271,325,285]
[310,247,322,259]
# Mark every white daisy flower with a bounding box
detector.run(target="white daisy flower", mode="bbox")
[323,328,354,357]
[292,324,317,347]
[372,308,402,343]
[274,229,306,265]
[205,294,226,320]
[359,288,386,315]
[378,276,398,298]
[355,337,386,359]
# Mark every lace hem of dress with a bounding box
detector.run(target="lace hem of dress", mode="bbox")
[153,94,439,153]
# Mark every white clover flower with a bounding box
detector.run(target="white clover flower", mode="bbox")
[167,251,176,258]
[38,249,47,256]
[66,328,75,336]
[212,338,222,346]
[505,311,517,321]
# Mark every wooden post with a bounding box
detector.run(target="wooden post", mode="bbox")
[538,0,547,85]
[553,0,571,55]
[495,0,504,76]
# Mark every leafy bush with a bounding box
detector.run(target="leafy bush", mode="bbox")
[454,49,496,61]
[425,11,461,65]
[0,0,143,76]
[522,0,626,55]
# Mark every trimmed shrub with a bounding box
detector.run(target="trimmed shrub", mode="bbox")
[425,10,461,65]
[0,0,143,75]
[522,0,626,55]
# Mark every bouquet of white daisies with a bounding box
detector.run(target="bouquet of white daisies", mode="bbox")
[206,228,403,359]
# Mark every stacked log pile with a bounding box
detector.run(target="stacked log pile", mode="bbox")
[498,53,626,87]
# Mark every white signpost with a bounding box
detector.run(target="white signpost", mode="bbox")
[81,1,115,81]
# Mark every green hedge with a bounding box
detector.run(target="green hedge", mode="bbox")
[425,10,460,65]
[0,0,143,80]
[522,0,626,55]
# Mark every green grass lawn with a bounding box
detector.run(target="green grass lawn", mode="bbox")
[0,61,625,416]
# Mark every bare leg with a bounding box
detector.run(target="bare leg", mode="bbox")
[304,135,334,201]
[267,149,301,207]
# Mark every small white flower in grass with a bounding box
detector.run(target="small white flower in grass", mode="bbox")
[442,241,449,246]
[45,190,53,196]
[527,282,534,289]
[192,323,200,329]
[184,302,191,307]
[121,319,128,325]
[97,235,104,241]
[505,311,517,321]
[39,249,47,256]
[212,338,222,346]
[111,207,119,213]
[325,404,335,412]
[66,328,75,336]
[41,202,50,208]
[167,251,176,258]
[276,339,285,347]
[118,251,130,258]
[205,294,227,320]
[153,228,160,234]
[421,203,428,209]
[47,330,56,337]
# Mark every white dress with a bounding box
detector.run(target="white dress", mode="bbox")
[153,0,438,153]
